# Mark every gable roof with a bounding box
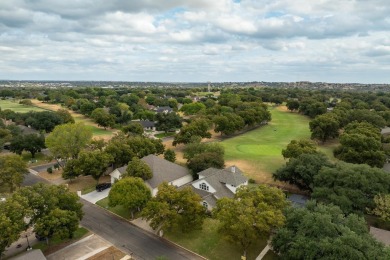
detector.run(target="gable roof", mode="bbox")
[138,120,155,128]
[142,154,190,188]
[156,106,173,113]
[183,165,248,207]
[111,155,191,189]
[198,166,247,187]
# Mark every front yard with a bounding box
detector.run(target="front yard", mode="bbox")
[165,218,279,260]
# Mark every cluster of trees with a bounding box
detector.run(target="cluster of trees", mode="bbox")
[275,144,390,215]
[0,109,74,132]
[271,202,390,259]
[44,123,164,183]
[0,183,83,255]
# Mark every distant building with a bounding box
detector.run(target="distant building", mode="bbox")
[155,106,173,114]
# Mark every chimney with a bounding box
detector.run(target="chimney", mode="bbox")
[231,166,236,173]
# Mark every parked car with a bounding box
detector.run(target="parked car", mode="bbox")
[96,183,111,192]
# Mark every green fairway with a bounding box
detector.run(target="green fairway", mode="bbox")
[0,99,47,113]
[221,106,312,183]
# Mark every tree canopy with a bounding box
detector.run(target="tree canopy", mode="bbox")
[141,182,206,233]
[45,122,93,164]
[108,177,151,218]
[273,153,332,192]
[271,202,389,260]
[123,157,153,180]
[214,185,289,257]
[0,154,28,192]
[281,139,317,159]
[312,163,390,214]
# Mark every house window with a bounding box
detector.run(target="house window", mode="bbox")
[199,183,209,191]
[203,201,208,208]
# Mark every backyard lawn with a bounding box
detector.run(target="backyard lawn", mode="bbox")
[0,99,48,113]
[165,218,279,260]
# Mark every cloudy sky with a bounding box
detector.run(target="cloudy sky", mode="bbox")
[0,0,389,83]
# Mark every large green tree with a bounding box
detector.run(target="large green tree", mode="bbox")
[271,202,389,259]
[0,154,27,192]
[187,152,225,177]
[108,177,151,218]
[309,113,340,143]
[214,185,289,257]
[183,142,224,160]
[273,153,332,192]
[141,182,206,233]
[312,163,390,214]
[46,123,93,165]
[155,112,182,133]
[214,113,245,136]
[334,121,385,167]
[10,133,45,158]
[34,208,79,242]
[123,157,153,180]
[71,150,113,184]
[91,108,115,129]
[281,139,317,159]
[173,118,212,145]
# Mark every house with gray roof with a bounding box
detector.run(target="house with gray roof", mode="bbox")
[182,165,248,210]
[155,106,173,114]
[109,154,193,196]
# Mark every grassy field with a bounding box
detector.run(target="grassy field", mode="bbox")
[221,106,312,183]
[165,218,278,260]
[0,99,47,113]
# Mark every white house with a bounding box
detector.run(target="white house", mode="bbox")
[110,154,193,196]
[181,165,248,211]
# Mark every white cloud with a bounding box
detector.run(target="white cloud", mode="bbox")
[0,0,389,82]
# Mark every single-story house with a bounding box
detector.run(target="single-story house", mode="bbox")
[110,154,193,196]
[138,120,156,131]
[181,165,248,210]
[155,106,173,114]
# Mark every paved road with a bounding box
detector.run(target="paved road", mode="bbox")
[81,199,204,260]
[22,172,49,186]
[22,173,204,260]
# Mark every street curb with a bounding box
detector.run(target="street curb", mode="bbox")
[83,199,207,260]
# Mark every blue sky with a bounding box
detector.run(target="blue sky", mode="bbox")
[0,0,389,83]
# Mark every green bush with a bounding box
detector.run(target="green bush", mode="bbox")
[47,167,53,174]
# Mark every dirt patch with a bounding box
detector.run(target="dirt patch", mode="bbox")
[87,246,126,260]
[38,169,63,180]
[276,105,289,112]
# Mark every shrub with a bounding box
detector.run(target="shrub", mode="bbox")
[47,167,53,174]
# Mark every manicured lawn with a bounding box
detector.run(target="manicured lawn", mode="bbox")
[96,197,132,219]
[32,227,89,253]
[165,218,276,260]
[220,107,312,182]
[155,132,175,138]
[220,106,337,183]
[0,99,47,113]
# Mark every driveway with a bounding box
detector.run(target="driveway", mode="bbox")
[81,188,111,204]
[47,234,112,260]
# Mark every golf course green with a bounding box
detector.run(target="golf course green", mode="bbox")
[221,106,312,183]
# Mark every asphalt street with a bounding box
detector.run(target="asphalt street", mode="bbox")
[22,173,204,260]
[81,200,204,260]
